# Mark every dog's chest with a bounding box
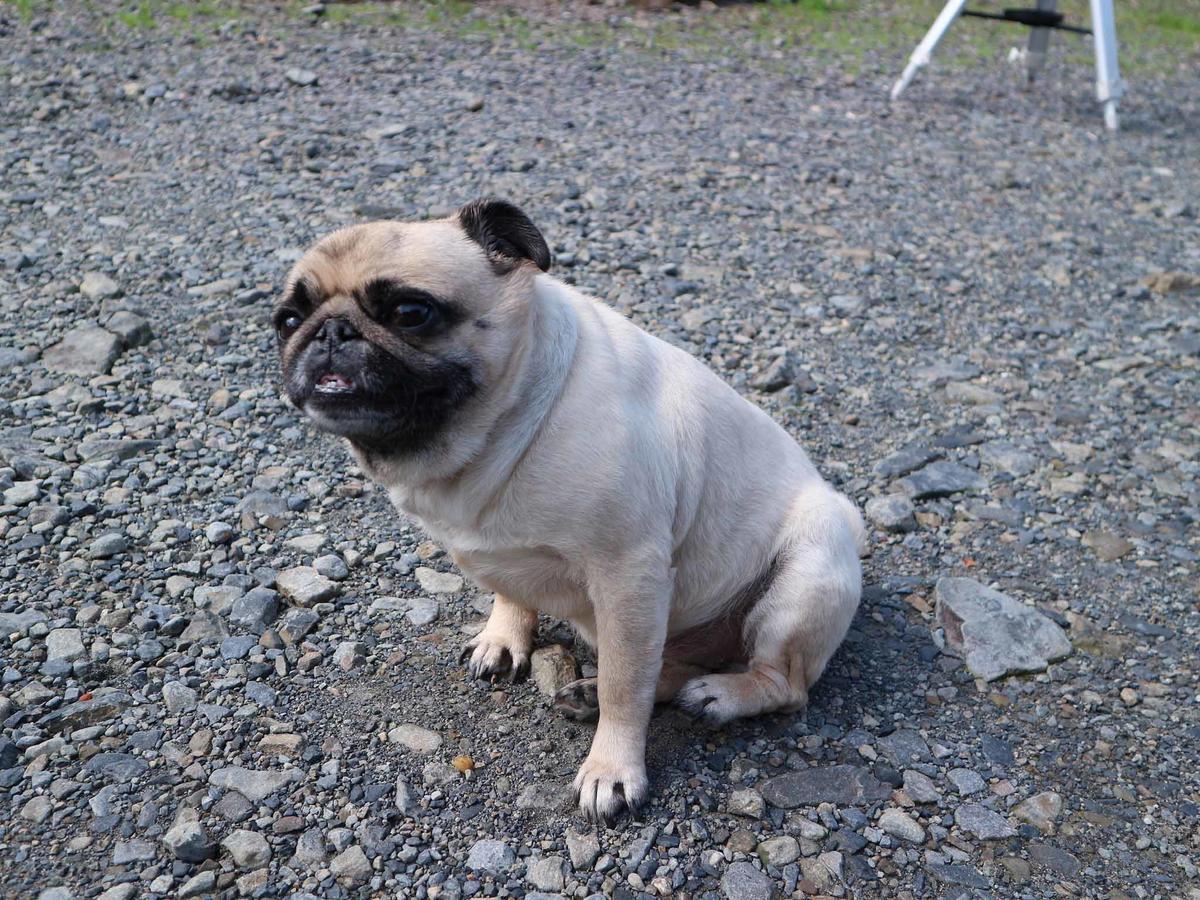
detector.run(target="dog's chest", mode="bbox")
[386,485,590,619]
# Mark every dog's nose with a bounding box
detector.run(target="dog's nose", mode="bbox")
[315,316,360,345]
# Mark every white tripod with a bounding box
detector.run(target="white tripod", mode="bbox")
[890,0,1125,131]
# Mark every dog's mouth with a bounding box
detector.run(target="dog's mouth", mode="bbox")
[312,372,357,396]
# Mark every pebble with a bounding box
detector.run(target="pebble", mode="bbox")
[415,567,464,594]
[720,860,773,900]
[467,839,516,872]
[330,845,372,883]
[530,644,579,697]
[955,802,1017,840]
[276,566,340,606]
[865,493,917,533]
[878,808,926,843]
[1012,791,1063,834]
[388,724,443,753]
[221,829,271,868]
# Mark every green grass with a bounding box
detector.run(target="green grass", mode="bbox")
[4,0,1196,79]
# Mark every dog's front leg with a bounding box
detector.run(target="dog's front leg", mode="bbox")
[572,564,670,823]
[462,593,537,681]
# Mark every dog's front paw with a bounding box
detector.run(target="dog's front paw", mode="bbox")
[461,631,531,682]
[572,748,647,824]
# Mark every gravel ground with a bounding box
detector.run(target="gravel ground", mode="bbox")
[1,3,1198,899]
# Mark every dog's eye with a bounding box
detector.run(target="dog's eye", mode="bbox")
[274,310,303,338]
[392,301,432,330]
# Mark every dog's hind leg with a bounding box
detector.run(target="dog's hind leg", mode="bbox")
[677,491,862,726]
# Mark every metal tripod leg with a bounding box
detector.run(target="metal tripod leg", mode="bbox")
[1089,0,1124,130]
[1025,0,1057,82]
[890,0,968,100]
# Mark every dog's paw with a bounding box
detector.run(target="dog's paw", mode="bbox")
[554,677,599,722]
[461,632,531,682]
[571,750,647,824]
[676,675,739,727]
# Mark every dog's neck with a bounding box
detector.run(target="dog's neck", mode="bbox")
[354,274,580,530]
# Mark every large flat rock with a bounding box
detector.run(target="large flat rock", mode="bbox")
[935,577,1071,681]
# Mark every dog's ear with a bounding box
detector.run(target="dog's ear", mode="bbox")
[457,198,551,273]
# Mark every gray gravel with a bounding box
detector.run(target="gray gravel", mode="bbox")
[1,3,1198,899]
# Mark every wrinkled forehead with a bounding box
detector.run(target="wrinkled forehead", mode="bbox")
[283,220,493,303]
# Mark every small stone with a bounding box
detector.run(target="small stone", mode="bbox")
[936,577,1072,681]
[388,724,442,753]
[1081,530,1134,561]
[405,596,439,626]
[955,802,1016,840]
[720,860,773,900]
[333,641,367,671]
[1028,841,1081,876]
[278,608,320,644]
[979,441,1036,477]
[395,777,415,814]
[21,795,53,824]
[42,326,123,375]
[728,788,765,818]
[902,770,941,804]
[162,681,198,713]
[80,271,121,298]
[531,644,580,697]
[1012,791,1063,834]
[3,482,39,506]
[292,829,328,869]
[111,840,157,866]
[751,352,797,392]
[465,95,485,111]
[878,808,925,843]
[178,871,217,898]
[286,67,318,87]
[874,444,941,478]
[164,819,215,862]
[222,829,271,868]
[565,828,601,869]
[87,533,128,559]
[865,494,916,533]
[945,381,1003,405]
[897,461,987,499]
[757,834,800,867]
[761,765,891,808]
[259,733,302,755]
[276,566,339,606]
[46,628,85,661]
[209,766,300,803]
[104,310,152,347]
[284,532,327,554]
[328,844,369,883]
[528,856,567,892]
[947,768,986,796]
[229,588,280,634]
[313,553,349,580]
[800,852,843,892]
[205,521,234,544]
[415,567,463,594]
[467,838,516,872]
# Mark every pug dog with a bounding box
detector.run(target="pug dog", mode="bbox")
[274,198,865,822]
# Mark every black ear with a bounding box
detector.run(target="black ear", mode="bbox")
[457,198,551,273]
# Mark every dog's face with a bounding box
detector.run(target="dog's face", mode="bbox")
[274,199,551,454]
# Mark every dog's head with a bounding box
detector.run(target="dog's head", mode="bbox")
[274,198,551,455]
